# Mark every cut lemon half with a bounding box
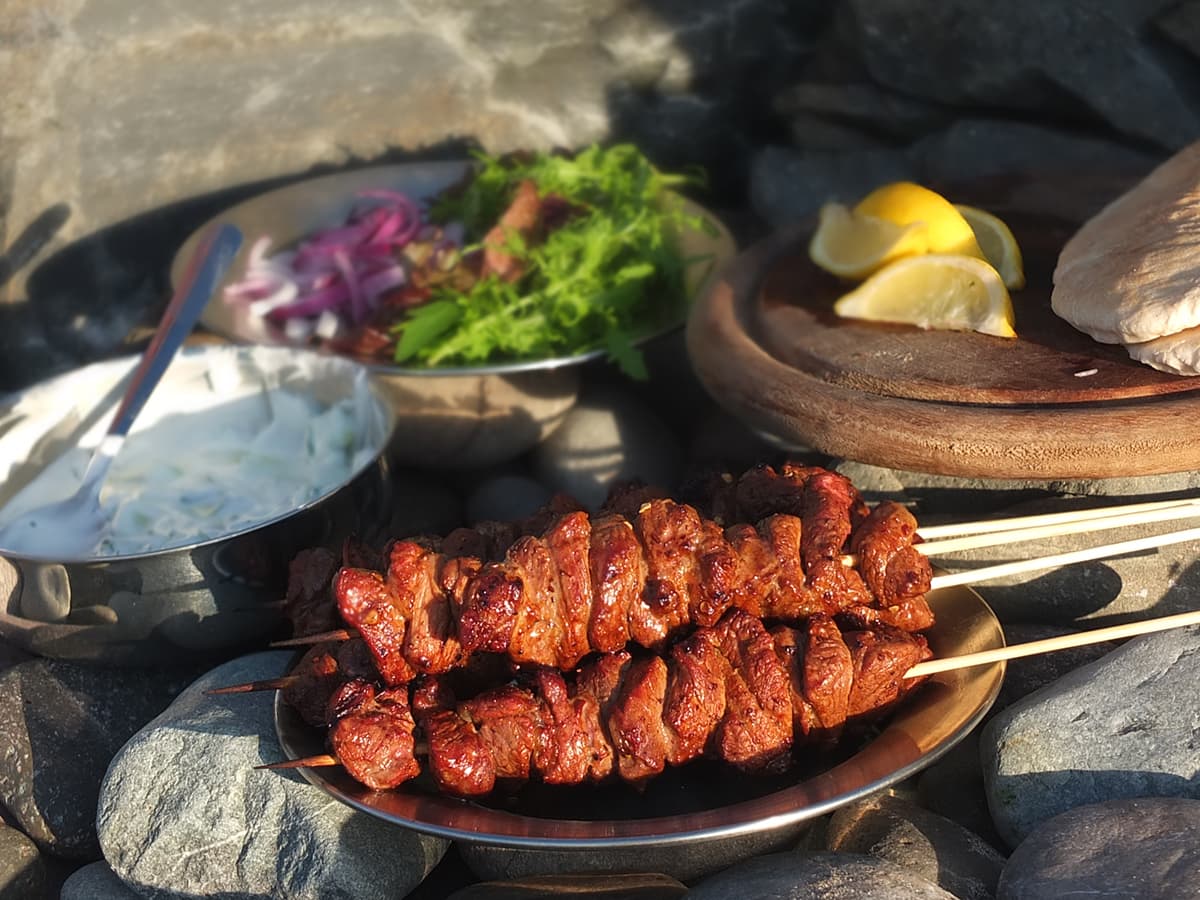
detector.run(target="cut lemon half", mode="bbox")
[955,204,1025,290]
[833,254,1017,338]
[808,202,930,280]
[854,182,985,259]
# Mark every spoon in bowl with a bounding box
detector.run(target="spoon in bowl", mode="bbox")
[0,222,243,558]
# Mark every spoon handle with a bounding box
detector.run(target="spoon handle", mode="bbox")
[107,223,243,439]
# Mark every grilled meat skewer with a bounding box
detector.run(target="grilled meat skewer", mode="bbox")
[337,491,932,685]
[279,609,931,796]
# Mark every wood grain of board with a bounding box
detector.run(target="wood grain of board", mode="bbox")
[685,221,1200,480]
[755,213,1200,405]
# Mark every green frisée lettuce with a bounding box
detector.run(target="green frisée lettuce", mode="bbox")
[391,144,713,379]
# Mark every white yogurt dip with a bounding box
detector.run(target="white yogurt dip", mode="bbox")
[0,345,392,558]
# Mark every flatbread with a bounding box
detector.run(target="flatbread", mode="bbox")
[1125,325,1200,376]
[1052,141,1200,344]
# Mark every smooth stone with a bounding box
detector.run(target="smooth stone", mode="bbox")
[0,658,196,859]
[749,144,916,227]
[59,862,139,900]
[0,823,45,900]
[18,564,71,622]
[0,638,31,675]
[532,386,682,510]
[446,873,687,900]
[915,732,1004,851]
[459,824,806,884]
[1156,1,1200,59]
[773,81,950,143]
[997,797,1200,900]
[994,623,1120,713]
[97,651,448,899]
[687,851,957,899]
[382,468,464,540]
[911,119,1157,192]
[686,408,790,470]
[466,475,553,524]
[981,626,1200,848]
[844,0,1200,150]
[825,793,1006,900]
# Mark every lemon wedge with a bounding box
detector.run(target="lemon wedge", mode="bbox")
[833,254,1017,338]
[955,204,1025,290]
[808,202,930,280]
[854,182,985,259]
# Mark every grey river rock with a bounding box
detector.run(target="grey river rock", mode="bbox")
[96,651,448,900]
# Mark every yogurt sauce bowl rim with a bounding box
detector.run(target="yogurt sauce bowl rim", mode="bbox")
[0,344,397,564]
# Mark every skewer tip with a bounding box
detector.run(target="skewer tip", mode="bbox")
[204,676,297,696]
[256,754,339,771]
[269,628,353,648]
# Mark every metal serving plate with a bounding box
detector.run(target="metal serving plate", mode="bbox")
[171,161,737,377]
[275,584,1004,848]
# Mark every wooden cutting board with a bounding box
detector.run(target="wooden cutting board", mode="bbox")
[686,193,1200,480]
[757,212,1200,405]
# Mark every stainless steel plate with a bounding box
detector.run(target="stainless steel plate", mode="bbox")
[274,584,1004,848]
[172,161,737,376]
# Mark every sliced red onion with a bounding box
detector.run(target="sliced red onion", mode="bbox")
[222,186,436,336]
[314,309,343,340]
[283,316,315,342]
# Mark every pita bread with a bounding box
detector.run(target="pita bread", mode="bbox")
[1125,325,1200,376]
[1052,141,1200,344]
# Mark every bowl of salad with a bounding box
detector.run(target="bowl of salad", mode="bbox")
[171,146,736,468]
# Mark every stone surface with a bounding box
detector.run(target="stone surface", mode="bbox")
[686,851,957,899]
[459,825,806,884]
[59,862,139,900]
[981,626,1200,848]
[0,658,197,859]
[825,793,1006,900]
[844,0,1196,150]
[1156,0,1200,59]
[465,474,553,523]
[749,145,916,227]
[0,823,45,900]
[915,732,1003,851]
[532,385,682,509]
[380,467,464,539]
[993,623,1120,713]
[447,873,687,900]
[0,637,31,675]
[97,651,447,899]
[910,119,1158,188]
[997,797,1200,900]
[773,82,950,143]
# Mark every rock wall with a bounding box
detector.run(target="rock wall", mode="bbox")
[3,0,1200,391]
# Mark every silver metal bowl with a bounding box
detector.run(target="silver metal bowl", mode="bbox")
[0,345,396,666]
[171,161,736,468]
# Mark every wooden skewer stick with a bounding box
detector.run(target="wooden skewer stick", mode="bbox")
[929,524,1200,590]
[259,607,1200,773]
[905,608,1200,679]
[270,628,354,648]
[914,502,1200,557]
[256,754,338,771]
[258,741,430,772]
[915,496,1200,540]
[205,676,298,696]
[839,502,1200,567]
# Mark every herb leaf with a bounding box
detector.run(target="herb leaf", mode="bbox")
[398,144,708,378]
